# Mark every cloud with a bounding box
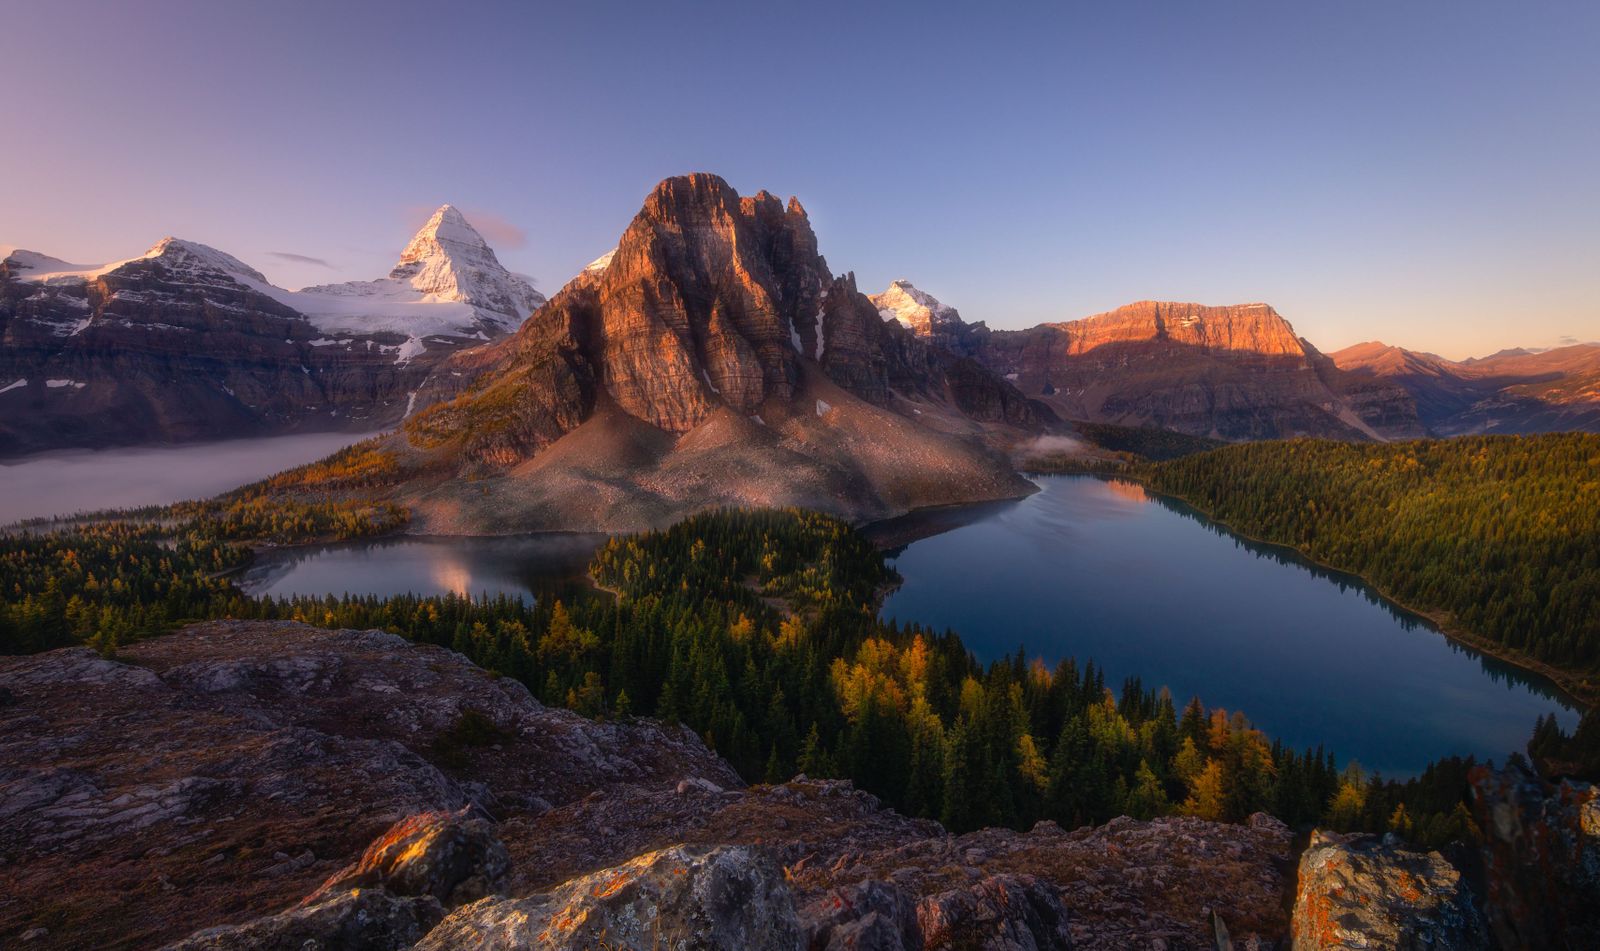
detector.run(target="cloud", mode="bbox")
[461,208,528,249]
[267,251,335,268]
[1559,335,1579,346]
[1025,435,1089,454]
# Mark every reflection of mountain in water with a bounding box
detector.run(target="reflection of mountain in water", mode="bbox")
[864,497,1027,556]
[239,533,609,605]
[1132,481,1575,705]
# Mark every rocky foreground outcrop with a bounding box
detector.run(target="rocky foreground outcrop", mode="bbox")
[1285,766,1600,951]
[7,622,1595,949]
[0,621,733,949]
[0,621,1293,949]
[1291,831,1488,950]
[149,786,1295,950]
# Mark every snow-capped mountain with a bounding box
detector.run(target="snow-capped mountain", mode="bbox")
[293,205,545,341]
[2,237,268,291]
[0,207,543,455]
[870,279,964,334]
[868,279,988,358]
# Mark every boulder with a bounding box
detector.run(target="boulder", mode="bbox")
[416,844,802,950]
[915,875,1072,951]
[801,879,923,950]
[1469,761,1600,948]
[1291,830,1488,950]
[307,808,510,908]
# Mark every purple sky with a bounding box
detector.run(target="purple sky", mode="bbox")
[2,1,1595,358]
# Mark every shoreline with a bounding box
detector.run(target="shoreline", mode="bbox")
[1114,473,1597,711]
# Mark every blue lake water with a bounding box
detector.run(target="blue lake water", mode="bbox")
[238,474,1580,777]
[874,475,1579,777]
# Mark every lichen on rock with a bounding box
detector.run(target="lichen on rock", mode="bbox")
[1291,829,1488,950]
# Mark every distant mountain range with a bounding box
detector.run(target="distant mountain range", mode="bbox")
[1329,341,1600,435]
[873,280,1600,442]
[4,177,1596,474]
[0,206,542,455]
[871,288,1424,441]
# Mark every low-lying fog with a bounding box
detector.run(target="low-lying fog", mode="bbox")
[0,431,381,524]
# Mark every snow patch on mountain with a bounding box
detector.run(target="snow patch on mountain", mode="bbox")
[583,248,617,275]
[3,249,134,284]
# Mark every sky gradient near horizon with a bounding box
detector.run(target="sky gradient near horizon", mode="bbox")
[2,0,1595,359]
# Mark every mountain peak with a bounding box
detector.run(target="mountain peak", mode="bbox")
[379,206,542,324]
[398,204,490,268]
[141,237,268,284]
[870,280,963,333]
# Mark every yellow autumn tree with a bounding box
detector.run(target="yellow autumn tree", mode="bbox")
[1182,760,1226,820]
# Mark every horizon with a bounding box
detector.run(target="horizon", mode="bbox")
[3,1,1596,360]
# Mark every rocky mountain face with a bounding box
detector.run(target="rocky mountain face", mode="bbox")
[0,207,542,457]
[383,175,1050,532]
[873,287,1426,442]
[1333,341,1600,435]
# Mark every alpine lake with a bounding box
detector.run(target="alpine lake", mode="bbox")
[239,475,1580,777]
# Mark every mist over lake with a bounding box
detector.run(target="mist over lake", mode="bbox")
[0,431,379,524]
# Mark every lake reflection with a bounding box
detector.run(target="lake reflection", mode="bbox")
[877,475,1579,777]
[240,533,609,603]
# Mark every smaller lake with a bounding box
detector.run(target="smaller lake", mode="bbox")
[875,476,1580,777]
[240,533,608,603]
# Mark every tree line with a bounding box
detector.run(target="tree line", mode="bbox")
[1139,434,1600,686]
[1,503,1533,845]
